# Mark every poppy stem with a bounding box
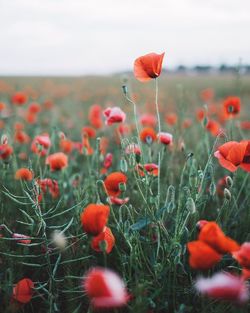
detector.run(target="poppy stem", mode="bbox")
[155,78,161,134]
[155,78,161,209]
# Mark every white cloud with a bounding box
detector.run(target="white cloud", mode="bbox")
[0,0,249,74]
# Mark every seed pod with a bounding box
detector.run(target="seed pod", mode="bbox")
[209,182,216,196]
[224,188,231,200]
[226,176,233,188]
[120,158,128,173]
[122,85,128,96]
[119,182,126,192]
[1,134,8,144]
[203,116,208,127]
[186,197,196,214]
[165,185,175,205]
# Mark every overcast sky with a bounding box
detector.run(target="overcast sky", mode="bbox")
[0,0,249,75]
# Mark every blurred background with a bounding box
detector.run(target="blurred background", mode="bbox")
[0,0,250,76]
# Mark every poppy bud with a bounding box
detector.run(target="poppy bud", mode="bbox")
[122,85,128,96]
[224,188,231,200]
[120,158,128,173]
[1,134,8,144]
[186,197,196,214]
[119,182,126,192]
[209,182,216,196]
[226,176,233,188]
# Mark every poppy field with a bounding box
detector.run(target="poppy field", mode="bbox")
[1,53,250,313]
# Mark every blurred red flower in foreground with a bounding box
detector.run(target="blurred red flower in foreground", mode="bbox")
[91,227,115,254]
[187,221,239,270]
[224,96,241,116]
[12,278,34,304]
[195,272,249,304]
[81,204,110,235]
[187,240,222,270]
[103,107,126,126]
[83,267,128,308]
[134,52,165,82]
[104,172,127,197]
[46,152,68,171]
[198,221,239,254]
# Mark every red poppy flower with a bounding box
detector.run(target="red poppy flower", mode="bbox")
[206,119,221,137]
[144,163,158,176]
[165,113,178,126]
[140,127,157,143]
[182,118,192,129]
[104,172,127,197]
[80,204,110,235]
[31,134,51,156]
[15,168,33,181]
[82,133,94,155]
[198,222,240,254]
[46,152,68,171]
[240,140,250,172]
[12,278,34,304]
[224,96,241,116]
[11,92,28,106]
[240,121,250,130]
[103,153,113,169]
[140,114,157,127]
[233,242,250,269]
[91,227,115,254]
[195,272,249,303]
[108,196,129,205]
[103,107,126,126]
[136,163,159,177]
[200,88,214,102]
[26,112,38,124]
[0,144,13,160]
[196,108,205,122]
[157,132,173,145]
[134,52,165,82]
[14,130,30,144]
[214,141,248,172]
[82,126,96,138]
[0,101,6,111]
[83,267,128,308]
[88,104,103,129]
[187,240,222,270]
[12,233,31,244]
[28,102,41,114]
[60,139,73,154]
[37,178,60,199]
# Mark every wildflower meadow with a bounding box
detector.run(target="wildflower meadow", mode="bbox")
[1,53,250,313]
